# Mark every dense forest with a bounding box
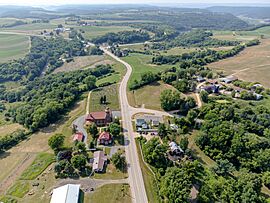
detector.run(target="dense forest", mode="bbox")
[92,30,150,45]
[5,65,113,131]
[0,36,86,82]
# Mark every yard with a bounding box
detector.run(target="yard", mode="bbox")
[94,163,128,180]
[0,34,29,62]
[89,84,120,112]
[88,183,131,203]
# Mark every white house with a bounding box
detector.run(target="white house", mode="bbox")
[50,184,80,203]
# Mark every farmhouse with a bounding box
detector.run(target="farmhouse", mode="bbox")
[93,151,107,172]
[200,85,219,93]
[136,118,146,127]
[85,108,112,126]
[197,76,205,82]
[50,184,81,203]
[97,131,113,145]
[73,132,84,142]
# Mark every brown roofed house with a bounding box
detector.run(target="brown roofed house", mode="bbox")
[98,131,112,145]
[85,108,112,127]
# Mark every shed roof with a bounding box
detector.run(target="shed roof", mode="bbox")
[98,131,111,141]
[50,184,80,203]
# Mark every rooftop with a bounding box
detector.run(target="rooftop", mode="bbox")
[50,184,80,203]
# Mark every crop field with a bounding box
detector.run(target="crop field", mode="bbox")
[81,25,134,39]
[128,81,176,110]
[208,39,270,88]
[122,53,173,86]
[0,34,29,62]
[1,23,56,31]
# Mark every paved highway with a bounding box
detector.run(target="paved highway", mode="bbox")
[101,47,148,203]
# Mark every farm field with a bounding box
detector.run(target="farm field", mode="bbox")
[212,26,270,42]
[122,53,173,86]
[81,25,134,39]
[128,81,176,110]
[0,23,57,33]
[88,183,131,203]
[0,34,29,62]
[208,39,270,88]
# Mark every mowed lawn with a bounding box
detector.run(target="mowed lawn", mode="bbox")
[0,34,29,62]
[208,39,270,88]
[128,81,176,111]
[87,183,131,203]
[89,84,120,112]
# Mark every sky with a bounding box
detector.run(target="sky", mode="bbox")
[0,0,269,6]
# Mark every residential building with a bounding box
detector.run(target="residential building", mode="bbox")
[93,151,107,172]
[221,75,238,84]
[200,85,219,93]
[50,184,80,203]
[169,142,184,156]
[136,118,146,127]
[85,108,112,126]
[197,76,205,82]
[97,131,113,145]
[73,132,84,142]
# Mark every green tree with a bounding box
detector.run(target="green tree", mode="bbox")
[179,137,189,151]
[84,75,96,90]
[71,154,87,170]
[109,123,121,137]
[111,152,127,172]
[88,123,98,139]
[48,134,65,152]
[200,91,208,103]
[158,123,167,139]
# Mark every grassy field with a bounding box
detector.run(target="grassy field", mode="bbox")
[208,39,270,88]
[94,163,128,180]
[0,34,29,62]
[88,183,131,203]
[128,81,176,110]
[96,58,126,86]
[188,131,216,168]
[122,53,173,86]
[53,55,108,73]
[135,140,160,203]
[89,84,120,112]
[81,25,134,40]
[0,123,25,137]
[20,153,55,180]
[7,181,30,198]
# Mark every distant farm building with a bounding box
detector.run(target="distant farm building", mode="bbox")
[50,184,81,203]
[220,75,238,84]
[169,142,184,156]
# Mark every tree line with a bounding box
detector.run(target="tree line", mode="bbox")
[92,30,150,45]
[4,65,113,131]
[0,36,86,82]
